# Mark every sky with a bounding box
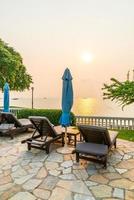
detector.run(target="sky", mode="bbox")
[1,0,134,99]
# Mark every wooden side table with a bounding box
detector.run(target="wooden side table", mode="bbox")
[65,126,80,147]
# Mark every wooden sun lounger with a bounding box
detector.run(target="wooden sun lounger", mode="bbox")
[73,125,118,168]
[21,116,65,153]
[0,112,33,139]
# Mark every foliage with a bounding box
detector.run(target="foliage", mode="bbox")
[102,77,134,109]
[17,109,76,126]
[118,129,134,142]
[0,39,32,91]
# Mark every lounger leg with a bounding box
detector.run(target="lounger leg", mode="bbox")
[10,134,14,140]
[114,140,117,148]
[28,143,31,151]
[103,156,107,169]
[76,152,79,163]
[46,145,50,154]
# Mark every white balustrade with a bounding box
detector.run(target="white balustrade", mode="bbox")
[76,116,134,130]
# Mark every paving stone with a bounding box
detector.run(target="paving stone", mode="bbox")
[57,166,64,171]
[47,152,63,163]
[116,159,134,169]
[23,178,42,190]
[102,198,120,200]
[123,154,132,160]
[57,180,91,195]
[113,188,124,199]
[11,167,27,179]
[74,194,95,200]
[59,174,76,180]
[4,169,11,176]
[61,160,73,168]
[85,181,98,187]
[36,167,47,179]
[90,185,112,198]
[109,178,134,190]
[0,184,22,200]
[22,152,35,160]
[32,152,48,162]
[29,162,43,169]
[0,175,12,185]
[14,174,34,185]
[33,188,51,199]
[115,168,128,174]
[49,187,73,200]
[64,154,72,161]
[106,166,116,173]
[89,174,109,184]
[23,165,31,171]
[122,169,134,181]
[103,172,122,180]
[0,147,13,156]
[73,169,88,180]
[0,183,15,192]
[21,159,30,166]
[2,164,12,170]
[9,192,36,200]
[87,169,97,176]
[63,167,72,174]
[45,161,59,170]
[12,165,21,172]
[28,167,40,174]
[73,163,86,170]
[125,190,134,200]
[49,169,61,176]
[128,151,134,156]
[108,157,122,165]
[39,175,59,190]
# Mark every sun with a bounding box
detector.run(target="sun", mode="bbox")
[81,52,94,63]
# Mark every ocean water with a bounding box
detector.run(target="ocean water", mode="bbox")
[0,97,134,117]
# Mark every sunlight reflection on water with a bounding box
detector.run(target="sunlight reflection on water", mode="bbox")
[0,97,134,117]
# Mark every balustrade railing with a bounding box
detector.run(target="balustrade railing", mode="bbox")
[76,116,134,130]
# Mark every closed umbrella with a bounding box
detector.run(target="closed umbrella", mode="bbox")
[58,68,73,154]
[3,82,10,112]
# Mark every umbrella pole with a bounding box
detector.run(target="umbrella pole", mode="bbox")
[64,127,67,147]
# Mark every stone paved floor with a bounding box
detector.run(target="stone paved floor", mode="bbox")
[0,133,134,200]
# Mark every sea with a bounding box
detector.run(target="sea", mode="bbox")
[0,97,134,118]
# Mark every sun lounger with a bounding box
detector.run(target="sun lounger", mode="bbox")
[74,125,118,168]
[21,116,65,153]
[0,112,33,139]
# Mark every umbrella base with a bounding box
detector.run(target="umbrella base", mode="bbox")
[57,146,74,154]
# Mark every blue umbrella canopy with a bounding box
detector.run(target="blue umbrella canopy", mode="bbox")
[3,82,10,112]
[60,68,73,127]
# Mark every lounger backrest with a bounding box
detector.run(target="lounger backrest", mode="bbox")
[78,125,111,147]
[29,116,58,138]
[0,112,22,127]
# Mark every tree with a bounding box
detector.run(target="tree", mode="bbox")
[102,71,134,109]
[0,39,32,91]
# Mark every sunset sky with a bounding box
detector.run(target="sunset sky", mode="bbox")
[1,0,134,99]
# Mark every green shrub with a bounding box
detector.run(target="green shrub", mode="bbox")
[17,109,76,126]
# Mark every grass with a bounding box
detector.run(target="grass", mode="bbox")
[117,129,134,142]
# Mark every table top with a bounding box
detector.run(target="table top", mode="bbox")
[54,126,79,135]
[63,126,79,135]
